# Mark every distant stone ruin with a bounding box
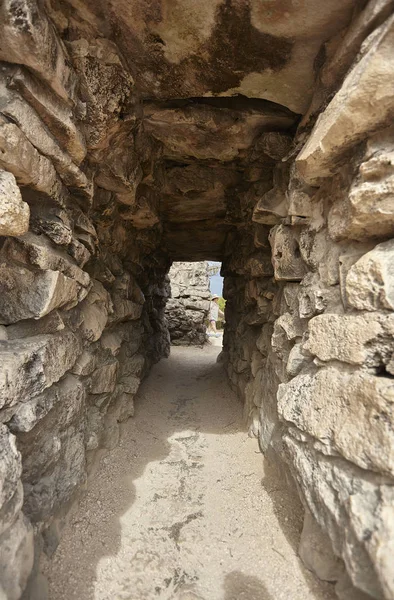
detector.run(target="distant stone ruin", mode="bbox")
[166,262,210,346]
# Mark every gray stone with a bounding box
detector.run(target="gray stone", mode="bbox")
[1,233,90,287]
[0,331,82,409]
[282,435,393,599]
[0,513,34,600]
[299,509,344,582]
[0,426,21,529]
[9,375,85,434]
[90,362,118,395]
[0,263,82,324]
[269,225,308,282]
[0,119,60,197]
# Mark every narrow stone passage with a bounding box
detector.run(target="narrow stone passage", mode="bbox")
[43,346,335,600]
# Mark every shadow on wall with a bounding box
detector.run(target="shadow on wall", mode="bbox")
[41,348,331,600]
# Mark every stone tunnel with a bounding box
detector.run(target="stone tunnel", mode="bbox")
[0,0,394,598]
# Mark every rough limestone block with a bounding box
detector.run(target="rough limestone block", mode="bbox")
[9,67,86,164]
[0,0,77,103]
[328,128,394,241]
[269,225,308,281]
[6,311,65,340]
[19,389,86,523]
[90,362,118,394]
[299,509,344,582]
[345,239,394,311]
[0,480,23,540]
[0,83,89,194]
[0,512,34,600]
[278,366,394,476]
[286,342,311,378]
[304,312,394,366]
[296,15,394,184]
[0,331,82,409]
[283,435,393,599]
[9,375,85,434]
[0,426,22,534]
[0,170,29,236]
[245,253,274,277]
[1,233,90,287]
[0,264,82,324]
[0,119,60,197]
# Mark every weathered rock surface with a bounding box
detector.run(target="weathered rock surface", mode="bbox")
[0,1,393,598]
[0,171,30,237]
[345,240,394,311]
[166,262,210,345]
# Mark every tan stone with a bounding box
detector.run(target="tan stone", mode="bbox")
[0,513,34,600]
[346,240,394,311]
[304,313,394,366]
[0,0,77,103]
[269,225,308,282]
[0,171,29,237]
[296,15,394,184]
[328,128,394,241]
[0,120,60,197]
[0,331,82,409]
[278,367,394,476]
[0,264,82,324]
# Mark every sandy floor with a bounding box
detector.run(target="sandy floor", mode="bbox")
[44,344,336,600]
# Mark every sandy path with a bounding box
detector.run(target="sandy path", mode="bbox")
[44,345,335,600]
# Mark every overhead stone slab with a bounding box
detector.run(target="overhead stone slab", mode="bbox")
[0,170,29,237]
[161,163,238,223]
[102,0,355,113]
[296,15,394,184]
[143,101,296,161]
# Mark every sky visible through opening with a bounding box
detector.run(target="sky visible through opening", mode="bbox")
[208,261,223,297]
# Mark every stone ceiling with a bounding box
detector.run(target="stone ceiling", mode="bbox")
[43,0,359,261]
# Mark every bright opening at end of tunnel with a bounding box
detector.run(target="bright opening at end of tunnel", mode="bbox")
[166,262,225,348]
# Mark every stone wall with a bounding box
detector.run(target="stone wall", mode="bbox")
[222,6,394,600]
[0,4,171,597]
[0,1,393,599]
[165,262,210,346]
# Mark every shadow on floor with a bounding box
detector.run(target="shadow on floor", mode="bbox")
[43,345,334,600]
[223,572,274,600]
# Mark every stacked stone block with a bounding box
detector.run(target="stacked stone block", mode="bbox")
[165,262,210,345]
[222,6,394,599]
